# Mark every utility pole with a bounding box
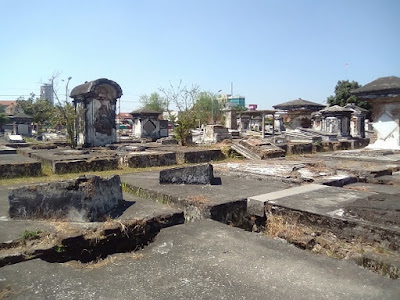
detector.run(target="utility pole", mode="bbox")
[65,77,72,102]
[212,89,222,124]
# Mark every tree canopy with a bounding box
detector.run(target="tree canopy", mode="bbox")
[16,94,54,133]
[0,105,8,128]
[142,81,225,145]
[192,92,222,125]
[139,92,166,112]
[327,80,371,112]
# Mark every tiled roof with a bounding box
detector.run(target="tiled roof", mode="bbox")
[0,100,17,107]
[131,108,161,115]
[321,105,352,112]
[70,78,123,98]
[352,76,400,94]
[273,98,325,109]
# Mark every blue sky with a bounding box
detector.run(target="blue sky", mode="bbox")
[0,0,399,112]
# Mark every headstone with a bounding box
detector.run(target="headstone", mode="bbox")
[159,164,214,185]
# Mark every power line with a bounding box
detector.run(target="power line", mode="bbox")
[0,95,33,96]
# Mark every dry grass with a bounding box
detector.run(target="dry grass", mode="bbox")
[344,185,370,192]
[265,213,398,262]
[0,286,15,300]
[265,214,313,240]
[65,252,145,270]
[187,195,211,205]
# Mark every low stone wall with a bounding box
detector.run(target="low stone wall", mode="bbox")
[176,149,224,164]
[53,157,119,174]
[287,143,313,155]
[0,162,41,178]
[119,152,177,168]
[9,175,123,221]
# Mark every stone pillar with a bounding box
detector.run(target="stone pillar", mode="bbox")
[262,112,265,138]
[224,109,237,130]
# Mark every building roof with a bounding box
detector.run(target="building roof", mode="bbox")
[131,108,161,116]
[70,78,123,99]
[0,100,17,107]
[352,76,400,94]
[9,112,32,119]
[273,98,325,110]
[344,103,369,112]
[321,105,352,113]
[117,112,133,119]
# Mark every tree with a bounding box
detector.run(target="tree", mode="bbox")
[192,92,222,125]
[139,92,166,112]
[159,80,200,145]
[16,93,55,133]
[51,77,77,148]
[0,105,8,129]
[327,80,371,112]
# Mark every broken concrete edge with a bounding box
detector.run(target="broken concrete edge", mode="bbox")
[8,175,123,222]
[0,211,185,268]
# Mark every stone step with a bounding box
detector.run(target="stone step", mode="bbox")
[231,143,261,160]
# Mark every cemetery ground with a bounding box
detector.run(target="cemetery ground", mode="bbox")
[0,143,400,299]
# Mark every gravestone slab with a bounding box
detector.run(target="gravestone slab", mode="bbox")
[160,164,214,185]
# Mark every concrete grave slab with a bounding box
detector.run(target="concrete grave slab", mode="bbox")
[248,184,374,218]
[0,154,41,178]
[248,184,330,217]
[121,171,293,221]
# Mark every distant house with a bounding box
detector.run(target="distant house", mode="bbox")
[116,112,134,130]
[352,76,400,149]
[0,100,17,115]
[273,98,326,129]
[0,100,33,136]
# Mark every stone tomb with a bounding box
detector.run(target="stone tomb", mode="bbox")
[353,76,400,149]
[71,78,123,147]
[131,108,168,141]
[9,175,123,222]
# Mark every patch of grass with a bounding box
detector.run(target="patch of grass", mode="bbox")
[21,230,41,242]
[54,244,67,253]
